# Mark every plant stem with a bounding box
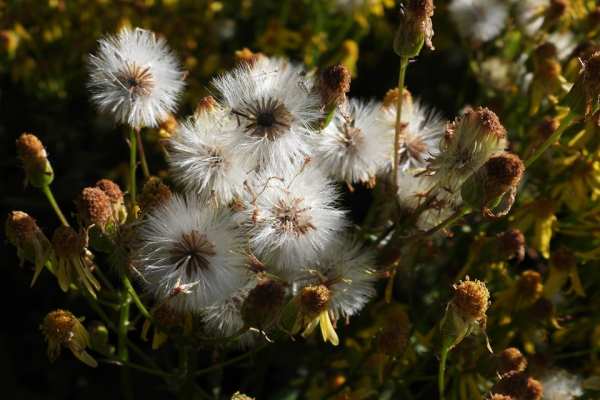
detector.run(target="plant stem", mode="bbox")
[438,343,450,400]
[524,111,575,168]
[128,128,137,213]
[423,207,471,237]
[122,274,151,319]
[41,185,69,226]
[118,287,131,362]
[392,56,409,187]
[135,127,150,179]
[322,106,337,129]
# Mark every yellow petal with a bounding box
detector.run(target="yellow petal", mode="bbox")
[319,311,339,346]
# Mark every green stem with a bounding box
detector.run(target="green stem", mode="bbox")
[438,343,450,400]
[118,287,131,362]
[122,274,151,319]
[135,127,150,179]
[41,185,69,226]
[128,128,137,213]
[524,111,575,168]
[392,56,409,187]
[322,106,337,129]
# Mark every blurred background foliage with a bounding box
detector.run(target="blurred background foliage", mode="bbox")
[3,0,600,399]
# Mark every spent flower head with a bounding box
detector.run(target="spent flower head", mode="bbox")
[41,309,97,367]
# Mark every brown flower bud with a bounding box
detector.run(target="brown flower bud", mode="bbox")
[41,309,97,367]
[16,133,54,188]
[242,278,287,329]
[452,279,490,323]
[393,0,435,57]
[517,270,543,302]
[234,48,264,66]
[52,225,83,259]
[95,179,127,224]
[564,51,600,116]
[195,95,218,116]
[299,284,331,318]
[319,64,351,108]
[497,347,527,376]
[139,176,172,212]
[76,187,112,230]
[492,371,542,400]
[497,229,526,262]
[6,210,51,285]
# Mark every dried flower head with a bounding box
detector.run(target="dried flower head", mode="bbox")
[497,347,528,376]
[51,226,101,298]
[76,187,113,231]
[16,133,54,188]
[88,27,185,128]
[314,99,391,186]
[394,0,435,56]
[452,279,490,322]
[431,107,507,191]
[95,179,127,224]
[299,284,331,318]
[5,210,51,286]
[138,176,172,212]
[493,371,543,400]
[241,277,287,329]
[212,57,320,168]
[136,194,249,312]
[318,63,351,108]
[540,369,583,400]
[41,309,97,367]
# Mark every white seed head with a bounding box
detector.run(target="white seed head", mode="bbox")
[314,99,392,185]
[382,97,445,173]
[212,57,321,169]
[168,107,248,206]
[540,369,583,400]
[136,194,249,312]
[240,162,346,272]
[88,27,185,128]
[448,0,509,42]
[295,239,377,320]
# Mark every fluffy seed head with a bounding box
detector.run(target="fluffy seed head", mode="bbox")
[448,0,508,43]
[540,369,583,400]
[319,64,351,107]
[315,99,392,185]
[299,284,331,318]
[241,162,346,271]
[497,347,527,376]
[452,279,490,322]
[212,57,321,168]
[77,187,112,230]
[139,177,172,212]
[136,194,249,312]
[88,27,185,128]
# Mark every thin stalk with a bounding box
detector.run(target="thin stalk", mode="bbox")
[41,185,69,226]
[118,287,131,362]
[128,128,137,212]
[423,207,471,237]
[392,56,409,187]
[99,358,173,379]
[438,342,451,400]
[135,127,150,179]
[122,274,151,319]
[322,106,337,129]
[524,111,575,168]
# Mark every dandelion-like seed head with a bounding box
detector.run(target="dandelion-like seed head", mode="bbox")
[168,106,246,205]
[240,163,346,271]
[213,57,320,167]
[316,99,392,185]
[136,194,248,312]
[88,27,185,128]
[540,369,584,400]
[448,0,508,43]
